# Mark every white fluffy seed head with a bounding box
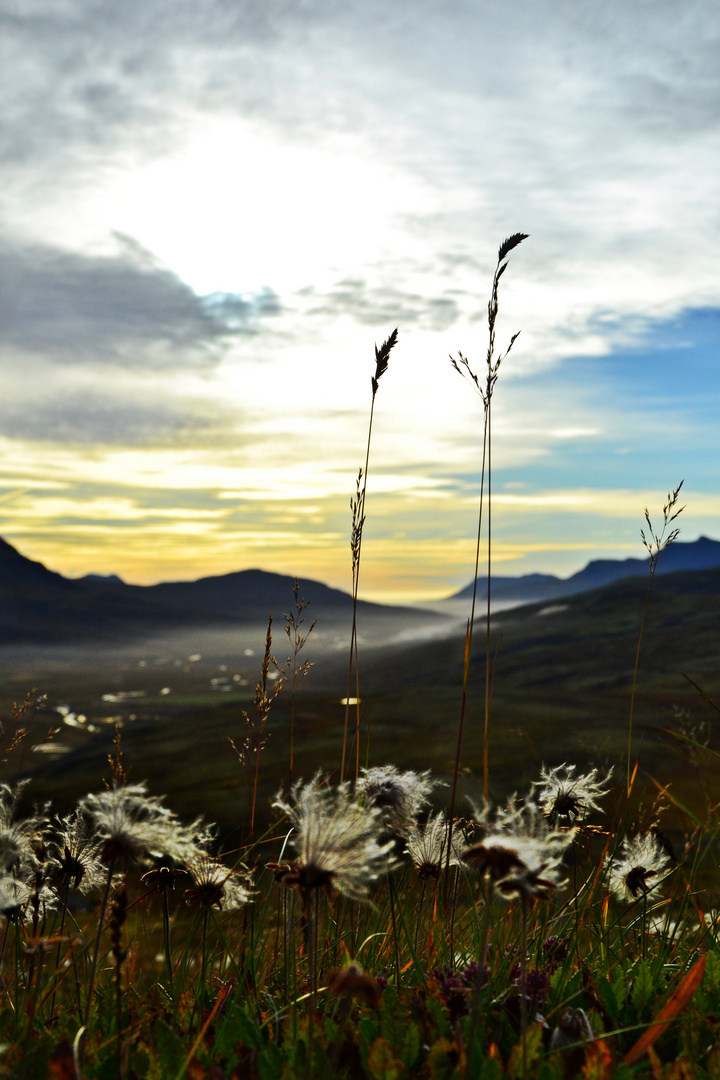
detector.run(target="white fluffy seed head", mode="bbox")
[404,811,465,879]
[531,763,614,824]
[80,783,197,866]
[273,772,394,901]
[356,766,439,836]
[606,831,671,903]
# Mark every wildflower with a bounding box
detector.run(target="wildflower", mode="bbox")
[47,809,105,895]
[0,875,30,920]
[271,772,394,902]
[0,870,56,923]
[0,781,48,875]
[141,865,187,895]
[606,831,671,902]
[80,783,197,866]
[357,765,438,836]
[405,811,465,879]
[463,797,573,900]
[184,852,252,911]
[531,763,613,825]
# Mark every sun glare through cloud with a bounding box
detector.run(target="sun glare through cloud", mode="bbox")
[0,1,719,602]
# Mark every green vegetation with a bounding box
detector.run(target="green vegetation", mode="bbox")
[2,239,720,1078]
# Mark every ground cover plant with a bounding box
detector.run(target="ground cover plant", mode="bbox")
[2,240,720,1078]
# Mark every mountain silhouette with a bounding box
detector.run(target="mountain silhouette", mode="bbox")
[0,537,431,645]
[450,536,720,604]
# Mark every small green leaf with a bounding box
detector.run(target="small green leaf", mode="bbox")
[368,1037,403,1080]
[427,1037,458,1080]
[704,950,720,998]
[613,970,627,1012]
[153,1021,185,1076]
[597,976,620,1021]
[507,1024,544,1079]
[257,1041,283,1080]
[631,958,654,1014]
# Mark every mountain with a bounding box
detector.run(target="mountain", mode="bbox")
[449,536,720,604]
[0,537,448,646]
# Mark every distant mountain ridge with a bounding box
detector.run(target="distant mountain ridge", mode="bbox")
[0,537,438,646]
[4,535,720,647]
[450,536,720,604]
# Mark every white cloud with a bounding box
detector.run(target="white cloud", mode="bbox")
[1,0,719,595]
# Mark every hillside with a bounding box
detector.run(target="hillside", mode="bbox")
[449,535,720,604]
[0,537,449,645]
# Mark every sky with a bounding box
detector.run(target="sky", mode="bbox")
[1,0,720,604]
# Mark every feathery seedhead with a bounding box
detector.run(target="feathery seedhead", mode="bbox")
[48,809,105,894]
[80,783,196,866]
[405,811,465,880]
[0,781,48,875]
[0,875,31,920]
[531,763,614,825]
[357,765,438,836]
[272,772,394,902]
[463,796,574,900]
[606,831,671,902]
[372,328,398,394]
[184,852,253,911]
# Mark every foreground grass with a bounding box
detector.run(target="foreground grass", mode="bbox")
[1,754,720,1079]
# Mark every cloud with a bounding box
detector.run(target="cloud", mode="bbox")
[0,392,216,447]
[300,278,459,331]
[0,233,281,368]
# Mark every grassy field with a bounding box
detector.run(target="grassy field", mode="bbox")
[2,240,720,1078]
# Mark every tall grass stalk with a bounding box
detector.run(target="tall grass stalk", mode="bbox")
[83,857,116,1030]
[447,233,527,864]
[626,481,684,794]
[341,328,397,782]
[230,617,282,839]
[279,581,316,787]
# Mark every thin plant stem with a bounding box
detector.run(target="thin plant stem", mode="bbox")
[49,879,71,1022]
[447,234,526,883]
[198,906,209,1022]
[484,400,492,799]
[627,481,685,793]
[415,878,428,956]
[83,858,116,1030]
[162,887,173,1000]
[520,893,529,1080]
[446,416,488,887]
[627,574,654,795]
[341,329,397,782]
[387,871,401,988]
